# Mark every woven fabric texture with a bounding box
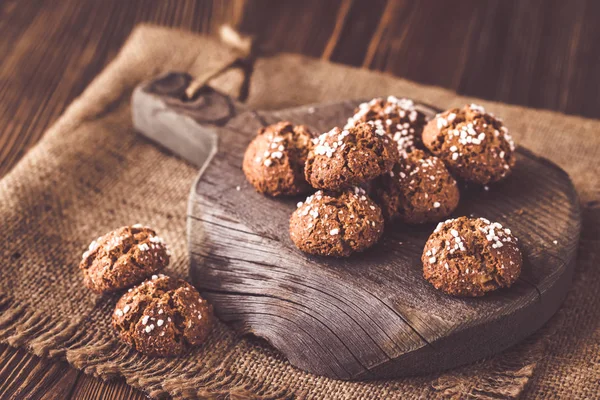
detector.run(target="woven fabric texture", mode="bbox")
[0,25,598,399]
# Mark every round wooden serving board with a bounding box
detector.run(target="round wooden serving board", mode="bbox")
[132,72,581,380]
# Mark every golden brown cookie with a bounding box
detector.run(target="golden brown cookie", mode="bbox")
[289,188,384,257]
[242,121,314,196]
[80,224,170,293]
[345,96,428,157]
[112,274,213,356]
[422,104,516,185]
[422,216,522,297]
[305,123,399,190]
[371,150,459,223]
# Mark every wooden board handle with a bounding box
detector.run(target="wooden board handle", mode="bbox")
[132,71,248,168]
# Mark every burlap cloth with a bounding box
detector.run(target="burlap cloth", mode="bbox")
[0,25,598,399]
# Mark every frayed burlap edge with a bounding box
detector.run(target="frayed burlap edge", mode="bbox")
[0,290,548,399]
[0,293,293,399]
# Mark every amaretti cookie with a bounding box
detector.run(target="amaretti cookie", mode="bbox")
[372,150,459,223]
[112,274,213,356]
[304,123,399,190]
[422,217,522,297]
[243,121,314,196]
[290,188,384,257]
[80,224,170,293]
[345,96,428,157]
[422,104,516,185]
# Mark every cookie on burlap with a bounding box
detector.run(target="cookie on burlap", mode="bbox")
[79,224,170,293]
[371,150,459,223]
[345,96,428,157]
[422,216,522,297]
[112,274,213,356]
[289,188,384,257]
[422,104,516,185]
[304,123,399,190]
[242,121,314,196]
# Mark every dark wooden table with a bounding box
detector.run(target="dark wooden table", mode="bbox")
[0,0,597,398]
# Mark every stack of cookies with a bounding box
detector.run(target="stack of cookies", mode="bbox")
[243,98,523,297]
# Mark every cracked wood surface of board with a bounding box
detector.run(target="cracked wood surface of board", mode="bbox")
[132,72,581,380]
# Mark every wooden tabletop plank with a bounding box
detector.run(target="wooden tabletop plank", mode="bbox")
[68,375,148,400]
[0,0,597,398]
[0,346,79,400]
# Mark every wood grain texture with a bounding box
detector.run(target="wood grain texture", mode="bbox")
[0,0,595,397]
[131,77,580,379]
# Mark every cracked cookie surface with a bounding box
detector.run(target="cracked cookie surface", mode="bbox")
[304,123,399,190]
[79,224,170,293]
[243,121,314,196]
[422,216,522,297]
[422,104,516,185]
[289,188,384,257]
[371,150,459,224]
[112,274,213,356]
[345,96,428,157]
